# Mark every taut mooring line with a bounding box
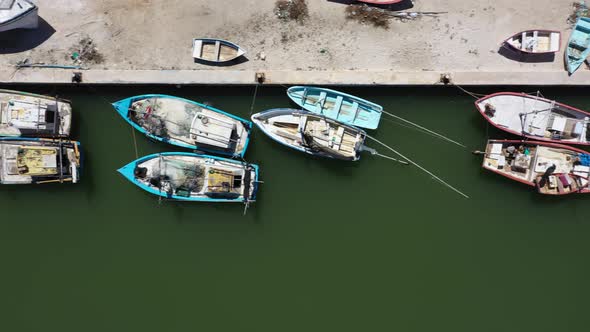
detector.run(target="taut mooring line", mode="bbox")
[381,109,466,148]
[249,84,260,115]
[366,134,470,199]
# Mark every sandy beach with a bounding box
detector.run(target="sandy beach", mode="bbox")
[0,0,581,84]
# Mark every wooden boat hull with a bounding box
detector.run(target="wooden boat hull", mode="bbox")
[566,17,590,75]
[286,86,382,130]
[0,137,81,184]
[0,89,72,138]
[0,0,38,32]
[475,92,590,145]
[504,30,561,54]
[118,152,259,202]
[480,139,590,195]
[252,108,366,161]
[192,38,245,63]
[112,94,252,158]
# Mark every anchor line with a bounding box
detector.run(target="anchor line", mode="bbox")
[380,109,465,148]
[366,134,470,199]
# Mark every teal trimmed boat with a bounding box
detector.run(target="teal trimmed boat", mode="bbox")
[566,17,590,75]
[286,86,383,130]
[118,152,259,203]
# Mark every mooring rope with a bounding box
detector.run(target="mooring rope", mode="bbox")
[249,83,260,115]
[381,109,465,148]
[366,134,469,199]
[452,83,486,99]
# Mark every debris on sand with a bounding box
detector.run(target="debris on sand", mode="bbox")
[67,36,105,65]
[568,2,589,26]
[346,4,447,28]
[345,4,390,29]
[275,0,309,22]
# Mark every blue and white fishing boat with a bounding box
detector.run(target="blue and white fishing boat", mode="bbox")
[112,94,251,158]
[118,152,259,203]
[286,86,383,130]
[252,108,367,161]
[566,17,590,75]
[0,137,81,184]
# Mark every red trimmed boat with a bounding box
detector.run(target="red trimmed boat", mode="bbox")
[475,92,590,145]
[504,30,561,55]
[479,139,590,195]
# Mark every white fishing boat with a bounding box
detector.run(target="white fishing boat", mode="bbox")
[252,108,366,161]
[0,138,81,184]
[475,92,590,146]
[0,90,72,138]
[0,0,38,33]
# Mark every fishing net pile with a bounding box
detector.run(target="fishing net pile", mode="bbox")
[130,99,169,138]
[149,159,205,195]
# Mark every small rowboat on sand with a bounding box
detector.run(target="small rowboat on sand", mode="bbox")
[118,152,259,203]
[504,30,561,54]
[566,17,590,75]
[286,86,382,130]
[475,92,590,145]
[252,108,367,161]
[192,38,246,63]
[479,139,590,195]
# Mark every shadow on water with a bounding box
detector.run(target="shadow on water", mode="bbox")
[497,45,556,63]
[0,18,55,54]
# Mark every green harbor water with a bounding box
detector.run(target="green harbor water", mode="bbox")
[0,85,589,332]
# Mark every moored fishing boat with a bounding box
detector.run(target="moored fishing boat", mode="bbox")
[287,86,382,130]
[192,38,245,63]
[251,108,366,161]
[504,30,560,55]
[118,152,259,203]
[475,92,590,145]
[478,139,590,195]
[0,138,81,184]
[0,89,72,138]
[112,94,251,157]
[566,17,590,75]
[0,0,38,33]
